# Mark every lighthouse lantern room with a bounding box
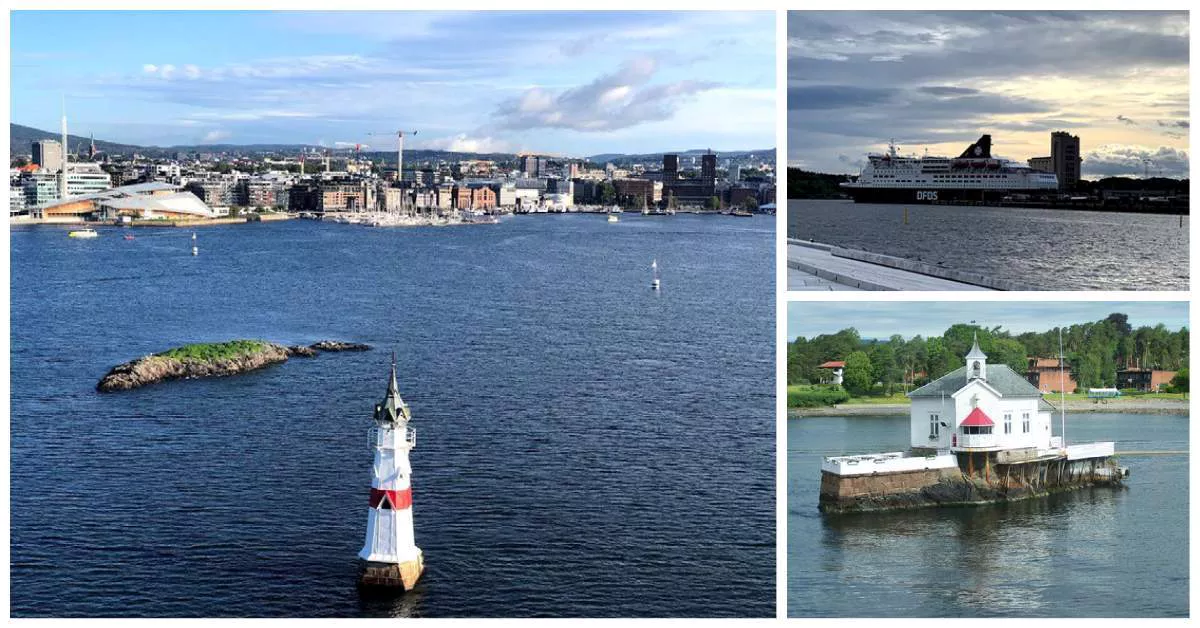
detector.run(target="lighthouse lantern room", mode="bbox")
[358,356,424,589]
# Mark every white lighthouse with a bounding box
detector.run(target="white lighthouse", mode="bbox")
[358,357,424,589]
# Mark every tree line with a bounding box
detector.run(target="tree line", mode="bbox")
[788,313,1188,394]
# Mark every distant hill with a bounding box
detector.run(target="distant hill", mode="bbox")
[587,148,774,165]
[788,168,852,199]
[12,123,771,167]
[10,123,145,157]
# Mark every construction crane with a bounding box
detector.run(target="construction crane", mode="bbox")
[367,130,417,182]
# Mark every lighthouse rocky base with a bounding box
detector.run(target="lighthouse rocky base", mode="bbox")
[819,452,1124,514]
[359,552,425,590]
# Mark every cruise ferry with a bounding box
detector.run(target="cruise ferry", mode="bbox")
[839,135,1058,203]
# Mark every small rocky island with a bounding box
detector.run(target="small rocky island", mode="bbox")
[97,339,371,392]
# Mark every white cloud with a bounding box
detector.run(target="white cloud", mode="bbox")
[142,64,158,74]
[494,57,721,132]
[420,133,510,153]
[201,130,231,143]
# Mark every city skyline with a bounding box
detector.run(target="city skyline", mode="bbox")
[787,11,1190,178]
[788,302,1189,341]
[11,11,776,157]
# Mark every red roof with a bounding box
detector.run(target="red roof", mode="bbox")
[818,361,845,368]
[961,407,994,427]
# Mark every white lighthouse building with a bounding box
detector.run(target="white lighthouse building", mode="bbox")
[358,359,424,589]
[820,333,1116,484]
[908,334,1057,454]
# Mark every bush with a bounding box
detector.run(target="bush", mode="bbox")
[788,387,851,408]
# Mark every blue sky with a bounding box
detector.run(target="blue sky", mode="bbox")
[788,301,1189,340]
[11,11,775,156]
[787,11,1189,178]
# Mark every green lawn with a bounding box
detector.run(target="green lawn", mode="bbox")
[841,393,911,405]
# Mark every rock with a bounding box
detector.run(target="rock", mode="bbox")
[310,340,371,352]
[97,342,291,392]
[97,339,370,392]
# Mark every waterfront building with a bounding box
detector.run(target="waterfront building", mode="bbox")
[1050,131,1081,191]
[358,361,424,589]
[1025,357,1077,394]
[35,181,214,220]
[662,151,718,205]
[910,336,1055,453]
[23,172,60,207]
[1027,156,1053,173]
[1115,367,1177,392]
[817,360,844,385]
[32,140,63,173]
[22,163,112,208]
[663,154,679,186]
[10,186,27,215]
[819,334,1120,514]
[613,178,654,207]
[468,184,497,210]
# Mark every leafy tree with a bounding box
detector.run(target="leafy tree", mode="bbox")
[741,197,759,211]
[842,351,873,395]
[1169,368,1188,394]
[706,196,721,210]
[598,182,617,205]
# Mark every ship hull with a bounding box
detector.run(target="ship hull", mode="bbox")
[842,186,1055,204]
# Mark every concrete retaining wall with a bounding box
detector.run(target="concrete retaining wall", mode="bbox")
[820,454,1122,514]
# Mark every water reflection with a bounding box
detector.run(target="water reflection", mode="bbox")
[357,581,426,617]
[817,489,1123,615]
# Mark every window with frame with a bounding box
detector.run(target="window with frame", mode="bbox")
[929,413,940,439]
[1004,413,1012,434]
[1022,412,1031,433]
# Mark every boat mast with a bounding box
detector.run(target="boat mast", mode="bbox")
[1059,327,1067,449]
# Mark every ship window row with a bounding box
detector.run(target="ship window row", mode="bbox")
[932,175,1010,180]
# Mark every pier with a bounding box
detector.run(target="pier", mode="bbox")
[787,239,1009,291]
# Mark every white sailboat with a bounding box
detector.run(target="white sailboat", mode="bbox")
[651,259,661,290]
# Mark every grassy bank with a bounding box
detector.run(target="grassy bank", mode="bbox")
[157,340,270,362]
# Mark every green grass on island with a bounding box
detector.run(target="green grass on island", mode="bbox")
[156,340,270,362]
[787,384,909,408]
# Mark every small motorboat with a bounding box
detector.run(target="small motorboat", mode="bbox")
[123,234,136,241]
[607,214,619,223]
[68,228,98,239]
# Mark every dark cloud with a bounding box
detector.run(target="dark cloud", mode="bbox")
[787,85,897,110]
[917,86,980,97]
[1157,119,1189,128]
[787,11,1190,173]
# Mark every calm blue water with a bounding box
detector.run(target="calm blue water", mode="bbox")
[788,199,1189,290]
[9,214,775,617]
[788,413,1189,617]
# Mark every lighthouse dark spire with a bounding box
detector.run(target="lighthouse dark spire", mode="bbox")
[374,352,410,425]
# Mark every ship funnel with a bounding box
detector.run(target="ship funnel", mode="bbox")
[957,135,992,159]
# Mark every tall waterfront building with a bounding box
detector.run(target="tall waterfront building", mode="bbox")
[701,152,716,185]
[32,140,63,173]
[663,154,679,185]
[1050,131,1081,190]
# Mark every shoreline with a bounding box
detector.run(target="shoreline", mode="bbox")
[790,397,1189,417]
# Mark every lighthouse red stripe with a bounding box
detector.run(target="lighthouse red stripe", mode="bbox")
[369,487,412,510]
